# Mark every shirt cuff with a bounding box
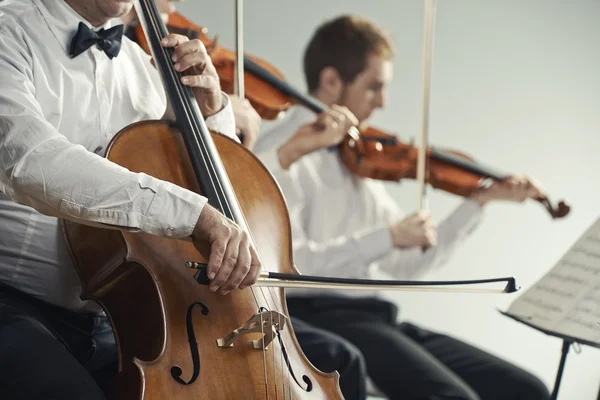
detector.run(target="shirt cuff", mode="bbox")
[141,177,207,239]
[355,225,394,266]
[205,92,238,142]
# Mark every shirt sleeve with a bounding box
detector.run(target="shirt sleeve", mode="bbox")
[204,92,237,142]
[256,150,394,278]
[0,26,207,239]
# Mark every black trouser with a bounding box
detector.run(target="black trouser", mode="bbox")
[0,284,117,400]
[0,284,367,400]
[291,317,367,400]
[288,296,551,400]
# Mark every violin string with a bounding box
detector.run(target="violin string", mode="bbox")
[139,0,273,394]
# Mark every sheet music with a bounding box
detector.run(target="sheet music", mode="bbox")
[504,216,600,345]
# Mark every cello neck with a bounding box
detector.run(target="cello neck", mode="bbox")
[133,0,246,224]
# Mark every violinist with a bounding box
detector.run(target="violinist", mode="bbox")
[120,0,262,150]
[253,15,551,400]
[120,2,370,399]
[0,0,261,399]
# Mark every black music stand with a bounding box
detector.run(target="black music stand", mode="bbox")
[500,311,600,400]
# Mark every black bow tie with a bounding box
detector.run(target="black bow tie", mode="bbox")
[69,21,124,60]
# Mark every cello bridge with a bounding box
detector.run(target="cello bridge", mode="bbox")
[216,310,288,350]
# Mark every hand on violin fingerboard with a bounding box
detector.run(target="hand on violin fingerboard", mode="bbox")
[471,175,545,206]
[229,95,262,151]
[388,211,438,249]
[277,106,358,170]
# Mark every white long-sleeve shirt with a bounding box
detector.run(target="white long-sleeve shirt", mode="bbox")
[254,105,484,298]
[0,0,237,311]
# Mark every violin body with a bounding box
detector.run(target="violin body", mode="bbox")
[61,121,342,399]
[133,13,292,120]
[340,126,483,196]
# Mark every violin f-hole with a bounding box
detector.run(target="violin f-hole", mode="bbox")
[170,301,209,385]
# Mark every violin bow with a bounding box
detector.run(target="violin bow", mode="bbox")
[185,262,519,294]
[416,0,437,253]
[417,0,437,214]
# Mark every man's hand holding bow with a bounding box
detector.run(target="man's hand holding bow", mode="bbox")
[159,33,223,119]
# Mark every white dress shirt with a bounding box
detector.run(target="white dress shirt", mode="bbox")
[0,0,237,312]
[254,105,484,298]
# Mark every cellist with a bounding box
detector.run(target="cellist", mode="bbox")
[253,14,551,400]
[118,2,369,400]
[0,0,261,398]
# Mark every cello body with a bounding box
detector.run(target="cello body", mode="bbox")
[61,121,343,399]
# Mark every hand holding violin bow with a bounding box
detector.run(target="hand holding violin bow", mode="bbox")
[278,105,358,170]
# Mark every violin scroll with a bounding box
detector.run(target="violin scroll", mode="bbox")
[537,197,570,220]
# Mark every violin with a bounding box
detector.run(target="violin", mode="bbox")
[133,11,292,120]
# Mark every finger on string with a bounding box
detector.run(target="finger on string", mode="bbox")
[174,52,208,72]
[160,33,190,47]
[172,39,205,62]
[181,75,220,92]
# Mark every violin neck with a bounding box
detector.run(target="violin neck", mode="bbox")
[430,148,504,181]
[243,57,326,114]
[133,0,245,224]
